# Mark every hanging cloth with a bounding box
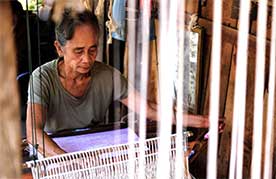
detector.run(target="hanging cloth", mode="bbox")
[111,0,126,41]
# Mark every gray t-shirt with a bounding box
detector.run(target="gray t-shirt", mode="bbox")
[28,59,129,133]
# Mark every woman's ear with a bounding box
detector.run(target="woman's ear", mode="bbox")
[54,40,64,57]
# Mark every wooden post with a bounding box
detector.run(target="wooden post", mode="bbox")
[0,2,21,178]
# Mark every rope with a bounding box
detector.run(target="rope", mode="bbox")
[188,14,199,31]
[105,0,117,44]
[95,0,105,16]
[81,0,93,10]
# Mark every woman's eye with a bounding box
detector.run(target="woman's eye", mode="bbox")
[74,50,83,55]
[89,49,97,55]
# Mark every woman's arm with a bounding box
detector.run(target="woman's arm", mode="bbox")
[26,103,65,157]
[120,90,209,128]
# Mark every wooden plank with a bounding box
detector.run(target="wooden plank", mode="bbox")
[273,91,276,177]
[201,40,234,116]
[200,34,212,114]
[231,0,240,19]
[197,37,234,115]
[219,41,235,115]
[201,0,238,28]
[217,45,237,178]
[239,36,270,177]
[200,0,214,21]
[262,86,276,178]
[0,2,21,178]
[242,43,257,178]
[201,38,235,178]
[186,0,199,14]
[250,8,273,40]
[222,0,239,27]
[252,0,273,7]
[216,41,267,178]
[198,17,272,177]
[217,38,264,178]
[198,17,271,56]
[198,18,236,44]
[199,18,237,116]
[147,40,159,103]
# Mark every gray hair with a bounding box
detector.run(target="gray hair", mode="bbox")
[55,9,99,46]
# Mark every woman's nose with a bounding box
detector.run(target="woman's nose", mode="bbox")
[81,52,91,63]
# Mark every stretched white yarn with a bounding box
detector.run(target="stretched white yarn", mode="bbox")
[26,134,189,179]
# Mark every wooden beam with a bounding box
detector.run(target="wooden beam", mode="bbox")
[198,17,272,178]
[0,2,21,178]
[198,17,271,53]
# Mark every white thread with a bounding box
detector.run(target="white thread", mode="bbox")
[207,0,222,178]
[251,0,268,178]
[263,0,276,178]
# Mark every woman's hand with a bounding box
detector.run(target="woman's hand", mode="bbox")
[183,114,210,128]
[183,114,225,130]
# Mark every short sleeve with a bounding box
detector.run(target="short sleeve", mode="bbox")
[112,68,131,100]
[27,67,50,107]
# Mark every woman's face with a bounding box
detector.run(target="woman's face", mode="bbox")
[57,24,98,74]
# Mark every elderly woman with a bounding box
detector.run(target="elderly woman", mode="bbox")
[26,8,210,157]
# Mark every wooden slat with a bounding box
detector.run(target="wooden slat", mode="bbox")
[231,0,240,19]
[219,42,235,115]
[200,34,212,115]
[273,92,276,177]
[201,0,238,28]
[0,2,21,178]
[217,45,237,178]
[198,17,271,178]
[147,40,159,103]
[198,17,271,99]
[186,0,200,14]
[250,9,273,40]
[201,41,234,117]
[199,18,236,116]
[241,41,257,178]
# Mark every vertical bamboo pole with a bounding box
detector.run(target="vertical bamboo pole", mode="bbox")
[0,2,21,178]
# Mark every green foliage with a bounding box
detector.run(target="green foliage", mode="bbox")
[28,0,42,11]
[18,0,43,11]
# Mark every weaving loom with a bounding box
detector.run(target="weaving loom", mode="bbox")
[26,133,190,179]
[1,0,275,178]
